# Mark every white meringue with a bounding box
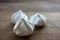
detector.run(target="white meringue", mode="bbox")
[11,10,34,36]
[11,10,47,36]
[30,13,47,26]
[13,18,34,36]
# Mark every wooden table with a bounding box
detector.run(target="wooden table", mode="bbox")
[0,3,60,40]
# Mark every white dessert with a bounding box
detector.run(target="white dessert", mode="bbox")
[11,10,47,36]
[30,13,47,26]
[11,10,34,36]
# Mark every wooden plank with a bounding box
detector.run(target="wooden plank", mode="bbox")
[0,3,60,40]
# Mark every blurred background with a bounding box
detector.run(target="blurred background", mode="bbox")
[0,0,60,3]
[0,0,60,12]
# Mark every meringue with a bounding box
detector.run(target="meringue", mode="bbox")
[11,10,47,36]
[11,10,34,36]
[30,13,47,26]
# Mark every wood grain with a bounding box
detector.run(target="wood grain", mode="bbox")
[0,3,60,40]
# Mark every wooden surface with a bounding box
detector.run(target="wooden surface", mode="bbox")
[0,3,60,40]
